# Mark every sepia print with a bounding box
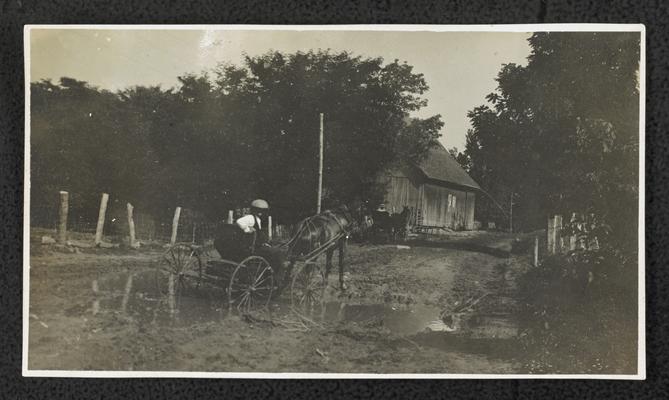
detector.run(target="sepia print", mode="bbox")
[24,25,644,378]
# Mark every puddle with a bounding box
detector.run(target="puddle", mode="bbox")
[78,269,450,334]
[468,314,519,339]
[69,269,521,355]
[304,301,522,358]
[412,312,521,358]
[320,302,443,336]
[69,270,228,327]
[314,302,519,339]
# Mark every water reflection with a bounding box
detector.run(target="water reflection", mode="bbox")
[324,302,443,335]
[167,273,175,316]
[91,279,100,315]
[89,270,225,327]
[120,273,134,314]
[86,269,520,350]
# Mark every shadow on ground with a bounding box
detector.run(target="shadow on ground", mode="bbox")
[404,239,511,258]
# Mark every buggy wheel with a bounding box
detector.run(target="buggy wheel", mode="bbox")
[290,262,327,314]
[228,256,274,314]
[155,243,203,301]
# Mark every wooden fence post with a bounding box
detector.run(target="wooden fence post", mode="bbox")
[227,210,234,224]
[547,214,563,255]
[534,236,539,267]
[569,212,578,251]
[127,203,138,248]
[95,193,109,246]
[569,234,577,251]
[171,207,181,245]
[268,216,273,240]
[555,215,563,254]
[547,216,555,255]
[57,191,69,244]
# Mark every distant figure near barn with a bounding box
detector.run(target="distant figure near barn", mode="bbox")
[369,203,412,242]
[379,143,481,232]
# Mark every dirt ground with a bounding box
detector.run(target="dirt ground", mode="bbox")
[27,228,534,374]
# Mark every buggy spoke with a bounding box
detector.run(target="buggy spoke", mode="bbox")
[234,290,250,306]
[229,256,274,313]
[252,263,271,285]
[253,275,271,289]
[291,261,327,311]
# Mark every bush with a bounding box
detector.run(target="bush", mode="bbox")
[517,215,638,374]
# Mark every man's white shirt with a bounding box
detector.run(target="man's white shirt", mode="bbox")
[236,214,261,233]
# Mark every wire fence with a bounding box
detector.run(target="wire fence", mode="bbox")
[30,190,294,246]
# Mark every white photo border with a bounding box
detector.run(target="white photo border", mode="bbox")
[22,23,646,380]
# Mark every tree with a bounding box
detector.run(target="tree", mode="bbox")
[213,50,442,222]
[447,146,470,171]
[30,50,443,227]
[465,32,640,238]
[31,78,157,227]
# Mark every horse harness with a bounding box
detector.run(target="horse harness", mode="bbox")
[322,209,352,240]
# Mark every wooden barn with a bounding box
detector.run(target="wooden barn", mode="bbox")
[379,143,481,231]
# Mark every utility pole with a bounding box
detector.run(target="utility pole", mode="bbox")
[317,112,324,214]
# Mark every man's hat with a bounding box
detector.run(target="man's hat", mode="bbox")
[251,199,269,209]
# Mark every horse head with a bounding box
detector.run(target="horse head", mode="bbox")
[326,205,358,236]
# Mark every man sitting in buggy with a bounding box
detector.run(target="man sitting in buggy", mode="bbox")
[235,199,269,243]
[213,199,285,278]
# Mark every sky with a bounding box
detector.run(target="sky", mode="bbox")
[29,28,532,150]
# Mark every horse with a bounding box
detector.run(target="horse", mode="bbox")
[390,206,412,241]
[283,205,361,290]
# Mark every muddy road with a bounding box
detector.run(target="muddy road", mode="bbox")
[28,231,532,373]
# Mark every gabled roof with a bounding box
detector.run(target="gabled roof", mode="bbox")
[416,143,481,190]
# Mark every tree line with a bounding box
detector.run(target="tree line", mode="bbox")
[32,32,640,244]
[455,32,640,248]
[455,32,641,373]
[31,50,443,226]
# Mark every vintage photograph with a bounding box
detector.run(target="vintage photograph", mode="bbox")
[24,25,644,377]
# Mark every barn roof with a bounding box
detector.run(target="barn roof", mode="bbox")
[416,143,481,190]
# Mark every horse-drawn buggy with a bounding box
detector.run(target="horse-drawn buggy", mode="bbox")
[367,205,413,243]
[154,206,357,315]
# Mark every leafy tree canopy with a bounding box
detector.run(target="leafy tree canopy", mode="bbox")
[464,32,639,241]
[31,50,442,226]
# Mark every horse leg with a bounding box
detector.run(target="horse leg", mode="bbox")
[282,260,296,292]
[324,249,333,287]
[338,239,347,290]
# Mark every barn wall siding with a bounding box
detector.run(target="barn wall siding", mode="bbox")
[465,192,476,230]
[380,168,477,231]
[379,167,422,214]
[421,183,470,229]
[384,176,420,214]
